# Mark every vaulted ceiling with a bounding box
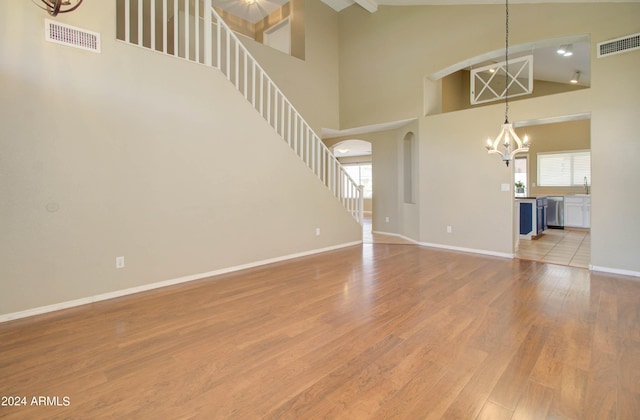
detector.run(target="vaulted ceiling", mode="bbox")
[217,0,598,87]
[222,0,639,23]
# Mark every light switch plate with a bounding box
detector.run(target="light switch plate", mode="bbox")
[501,183,511,192]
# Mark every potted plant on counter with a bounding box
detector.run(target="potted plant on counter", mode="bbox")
[515,181,526,196]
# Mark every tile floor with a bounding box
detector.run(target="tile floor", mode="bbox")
[516,228,591,268]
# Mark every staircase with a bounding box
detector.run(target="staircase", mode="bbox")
[118,0,363,224]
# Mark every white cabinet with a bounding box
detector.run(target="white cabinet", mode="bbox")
[565,196,590,228]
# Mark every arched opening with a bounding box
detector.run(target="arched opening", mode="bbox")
[403,132,417,205]
[332,139,372,239]
[427,34,591,116]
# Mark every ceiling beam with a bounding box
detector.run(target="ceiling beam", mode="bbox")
[354,0,378,13]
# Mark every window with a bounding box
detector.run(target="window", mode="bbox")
[514,156,528,196]
[344,164,372,198]
[538,150,591,187]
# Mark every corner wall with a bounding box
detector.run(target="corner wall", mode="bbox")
[0,1,361,317]
[324,120,420,242]
[243,0,340,134]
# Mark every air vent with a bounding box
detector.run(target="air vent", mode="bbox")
[45,19,101,53]
[597,33,639,58]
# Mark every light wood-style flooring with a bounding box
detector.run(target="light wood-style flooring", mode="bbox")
[1,244,639,419]
[363,213,416,245]
[517,229,590,269]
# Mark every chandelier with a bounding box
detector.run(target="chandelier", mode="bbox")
[485,0,529,167]
[33,0,83,17]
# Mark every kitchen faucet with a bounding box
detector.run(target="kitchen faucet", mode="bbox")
[584,176,590,195]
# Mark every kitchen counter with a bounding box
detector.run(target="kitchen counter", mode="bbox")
[515,196,548,239]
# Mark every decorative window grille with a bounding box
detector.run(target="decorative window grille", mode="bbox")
[470,55,533,105]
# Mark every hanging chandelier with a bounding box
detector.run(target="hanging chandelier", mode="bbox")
[485,0,529,167]
[33,0,83,17]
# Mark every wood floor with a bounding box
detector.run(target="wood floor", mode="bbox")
[1,244,639,419]
[362,213,417,245]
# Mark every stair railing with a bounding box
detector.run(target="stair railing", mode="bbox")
[119,0,363,224]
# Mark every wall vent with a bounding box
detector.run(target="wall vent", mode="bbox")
[45,19,101,53]
[597,33,639,58]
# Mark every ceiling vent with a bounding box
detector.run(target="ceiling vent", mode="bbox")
[45,19,100,53]
[597,33,639,58]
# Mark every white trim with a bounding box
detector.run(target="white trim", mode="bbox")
[0,241,362,323]
[321,118,416,139]
[590,265,640,278]
[354,0,378,13]
[514,112,590,128]
[419,241,515,259]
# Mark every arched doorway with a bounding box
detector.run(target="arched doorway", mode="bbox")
[331,139,373,240]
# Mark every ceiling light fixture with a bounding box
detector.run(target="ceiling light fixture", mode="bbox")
[563,44,573,57]
[570,71,581,84]
[557,44,573,57]
[33,0,83,16]
[245,0,256,4]
[485,0,529,167]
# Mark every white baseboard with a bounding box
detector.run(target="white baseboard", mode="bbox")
[373,230,514,259]
[419,241,515,259]
[0,241,362,323]
[590,265,640,278]
[371,230,420,244]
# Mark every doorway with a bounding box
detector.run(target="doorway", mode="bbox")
[513,115,591,268]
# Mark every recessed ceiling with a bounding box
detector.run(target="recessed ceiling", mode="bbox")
[212,0,288,24]
[332,139,372,157]
[324,0,640,10]
[473,41,591,86]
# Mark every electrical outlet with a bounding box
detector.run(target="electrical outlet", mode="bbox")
[116,256,125,269]
[447,225,452,233]
[385,216,390,223]
[315,227,321,236]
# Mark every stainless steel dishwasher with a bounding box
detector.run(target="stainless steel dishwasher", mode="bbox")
[547,196,564,229]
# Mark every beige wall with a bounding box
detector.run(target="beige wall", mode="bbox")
[0,1,360,316]
[338,3,640,272]
[244,0,339,134]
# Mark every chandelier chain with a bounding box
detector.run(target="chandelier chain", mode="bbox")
[504,0,509,122]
